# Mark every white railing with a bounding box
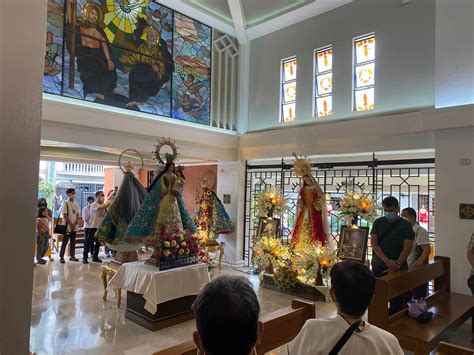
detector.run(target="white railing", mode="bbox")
[62,163,104,174]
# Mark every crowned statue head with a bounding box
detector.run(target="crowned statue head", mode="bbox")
[154,138,179,172]
[292,152,316,187]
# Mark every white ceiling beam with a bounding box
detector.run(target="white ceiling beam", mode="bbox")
[246,0,353,41]
[158,0,236,37]
[227,0,247,44]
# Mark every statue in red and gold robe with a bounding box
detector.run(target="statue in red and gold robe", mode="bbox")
[291,154,329,248]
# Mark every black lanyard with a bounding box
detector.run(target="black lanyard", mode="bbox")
[329,316,364,355]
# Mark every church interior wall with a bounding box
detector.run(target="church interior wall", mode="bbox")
[247,0,436,132]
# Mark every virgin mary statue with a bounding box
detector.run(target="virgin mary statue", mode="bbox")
[291,153,329,248]
[124,139,196,256]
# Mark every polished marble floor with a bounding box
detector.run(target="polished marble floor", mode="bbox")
[30,252,336,355]
[30,252,473,355]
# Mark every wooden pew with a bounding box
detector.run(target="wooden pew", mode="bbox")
[437,342,474,355]
[368,256,474,355]
[153,299,315,355]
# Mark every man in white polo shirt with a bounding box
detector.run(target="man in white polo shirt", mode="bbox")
[287,261,403,355]
[59,188,81,263]
[83,191,106,264]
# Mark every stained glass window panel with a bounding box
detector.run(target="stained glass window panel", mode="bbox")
[355,63,375,88]
[282,103,296,122]
[355,37,375,64]
[316,49,332,73]
[316,96,333,117]
[283,59,297,81]
[316,73,333,95]
[283,82,296,103]
[355,88,375,111]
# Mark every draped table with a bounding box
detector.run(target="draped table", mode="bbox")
[109,261,210,331]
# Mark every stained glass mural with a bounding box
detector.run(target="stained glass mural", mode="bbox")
[355,37,375,64]
[171,12,212,125]
[355,88,375,112]
[355,63,375,88]
[43,0,65,95]
[44,0,212,126]
[282,103,296,123]
[283,82,296,103]
[283,59,297,81]
[314,46,333,118]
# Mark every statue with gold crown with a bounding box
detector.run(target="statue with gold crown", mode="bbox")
[124,138,198,269]
[291,153,329,248]
[95,149,147,263]
[194,177,234,246]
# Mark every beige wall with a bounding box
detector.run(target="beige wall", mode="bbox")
[0,0,47,353]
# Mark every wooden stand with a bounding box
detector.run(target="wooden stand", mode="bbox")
[125,292,196,331]
[261,273,326,302]
[110,251,138,266]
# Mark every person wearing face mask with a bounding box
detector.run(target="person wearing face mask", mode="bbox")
[370,196,414,313]
[59,188,81,263]
[83,191,106,264]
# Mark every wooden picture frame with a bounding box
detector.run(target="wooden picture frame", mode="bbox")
[256,217,281,238]
[338,226,369,262]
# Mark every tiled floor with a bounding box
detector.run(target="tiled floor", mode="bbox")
[30,252,473,355]
[30,252,335,355]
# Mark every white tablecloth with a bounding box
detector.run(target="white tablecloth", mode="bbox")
[108,261,210,314]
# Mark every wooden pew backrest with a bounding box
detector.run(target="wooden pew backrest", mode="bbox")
[437,341,474,355]
[153,298,316,355]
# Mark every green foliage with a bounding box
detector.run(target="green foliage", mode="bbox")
[38,181,55,208]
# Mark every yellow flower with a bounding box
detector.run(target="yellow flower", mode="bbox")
[163,250,171,257]
[178,249,185,255]
[170,240,177,247]
[163,241,171,248]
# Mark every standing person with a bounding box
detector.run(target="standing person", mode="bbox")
[371,196,414,314]
[59,188,81,263]
[36,207,51,265]
[288,261,403,355]
[82,196,95,257]
[103,188,117,257]
[468,233,474,295]
[83,191,106,263]
[38,198,54,261]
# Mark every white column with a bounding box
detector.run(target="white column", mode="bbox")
[0,0,47,353]
[217,161,245,265]
[434,127,474,295]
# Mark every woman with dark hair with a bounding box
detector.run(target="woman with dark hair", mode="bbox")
[36,207,51,265]
[37,198,53,218]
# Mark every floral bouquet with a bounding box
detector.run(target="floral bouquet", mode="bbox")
[153,225,200,258]
[337,191,379,226]
[252,234,291,273]
[294,242,337,286]
[254,188,289,218]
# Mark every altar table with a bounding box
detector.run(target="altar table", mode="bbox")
[109,261,210,330]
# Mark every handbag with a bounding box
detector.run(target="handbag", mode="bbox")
[53,203,68,235]
[407,298,433,323]
[329,319,363,355]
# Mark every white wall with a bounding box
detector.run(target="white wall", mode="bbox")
[247,0,436,132]
[435,127,474,295]
[216,161,241,264]
[0,0,47,353]
[435,0,474,108]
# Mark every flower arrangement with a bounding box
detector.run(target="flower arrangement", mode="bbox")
[254,188,289,218]
[274,265,299,290]
[294,242,337,286]
[253,235,291,272]
[337,191,379,226]
[153,225,200,258]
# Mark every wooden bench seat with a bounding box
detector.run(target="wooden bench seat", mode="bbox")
[437,341,474,355]
[368,256,474,355]
[153,299,315,355]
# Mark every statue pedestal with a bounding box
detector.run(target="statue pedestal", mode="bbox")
[110,251,139,266]
[261,273,326,302]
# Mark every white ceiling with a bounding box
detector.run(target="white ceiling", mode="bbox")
[158,0,353,43]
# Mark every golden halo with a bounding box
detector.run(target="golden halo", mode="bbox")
[292,152,313,178]
[154,137,179,165]
[83,2,104,24]
[118,149,144,174]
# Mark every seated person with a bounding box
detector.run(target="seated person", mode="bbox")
[288,261,403,355]
[192,276,263,355]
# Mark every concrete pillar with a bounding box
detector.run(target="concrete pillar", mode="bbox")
[0,0,48,353]
[435,127,474,294]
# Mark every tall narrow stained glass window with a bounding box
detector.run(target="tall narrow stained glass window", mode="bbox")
[353,34,375,112]
[314,46,333,117]
[280,57,297,123]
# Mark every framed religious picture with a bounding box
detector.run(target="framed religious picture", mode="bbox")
[338,226,369,262]
[256,217,281,238]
